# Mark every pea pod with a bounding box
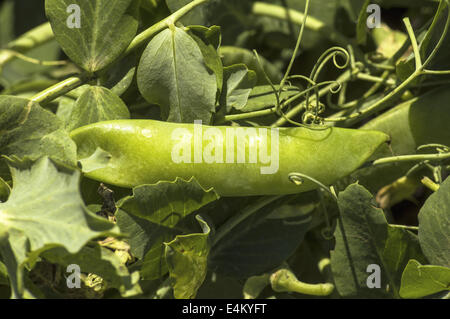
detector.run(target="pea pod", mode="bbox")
[69,120,389,196]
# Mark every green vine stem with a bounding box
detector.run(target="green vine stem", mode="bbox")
[324,4,450,125]
[122,0,210,57]
[389,224,419,231]
[372,152,450,166]
[270,268,334,296]
[278,0,310,95]
[272,67,360,127]
[30,75,88,104]
[421,177,440,192]
[0,22,53,68]
[28,0,211,105]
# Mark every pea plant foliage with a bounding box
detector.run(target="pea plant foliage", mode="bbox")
[0,0,449,299]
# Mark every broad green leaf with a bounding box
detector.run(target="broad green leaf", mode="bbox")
[165,215,211,299]
[66,86,130,131]
[116,177,219,279]
[42,244,142,297]
[400,259,450,298]
[240,85,300,112]
[209,196,312,278]
[0,95,77,168]
[45,0,139,72]
[0,157,119,298]
[55,96,76,124]
[98,54,137,96]
[220,64,256,112]
[243,273,270,299]
[219,46,282,85]
[330,183,427,298]
[137,26,217,124]
[187,25,223,96]
[418,177,450,267]
[0,260,8,286]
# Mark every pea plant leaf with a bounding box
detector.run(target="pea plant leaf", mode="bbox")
[219,64,256,113]
[0,260,7,286]
[187,25,223,97]
[66,86,130,131]
[42,244,142,297]
[137,26,218,124]
[45,0,139,72]
[330,183,427,298]
[399,259,450,298]
[0,157,120,298]
[418,177,450,267]
[116,177,219,280]
[209,196,312,279]
[98,53,138,97]
[0,96,77,168]
[165,215,211,299]
[219,46,283,85]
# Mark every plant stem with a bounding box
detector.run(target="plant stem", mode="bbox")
[356,72,396,86]
[272,68,359,127]
[324,69,423,123]
[270,268,334,296]
[0,22,53,68]
[30,75,88,104]
[389,224,419,231]
[123,0,210,56]
[372,152,450,166]
[421,177,440,192]
[278,0,310,92]
[403,17,422,70]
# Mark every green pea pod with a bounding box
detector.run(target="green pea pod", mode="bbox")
[69,120,388,196]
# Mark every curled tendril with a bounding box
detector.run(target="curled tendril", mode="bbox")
[289,173,337,240]
[304,47,350,117]
[309,47,350,84]
[329,81,342,94]
[288,172,337,201]
[417,144,450,153]
[273,80,337,129]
